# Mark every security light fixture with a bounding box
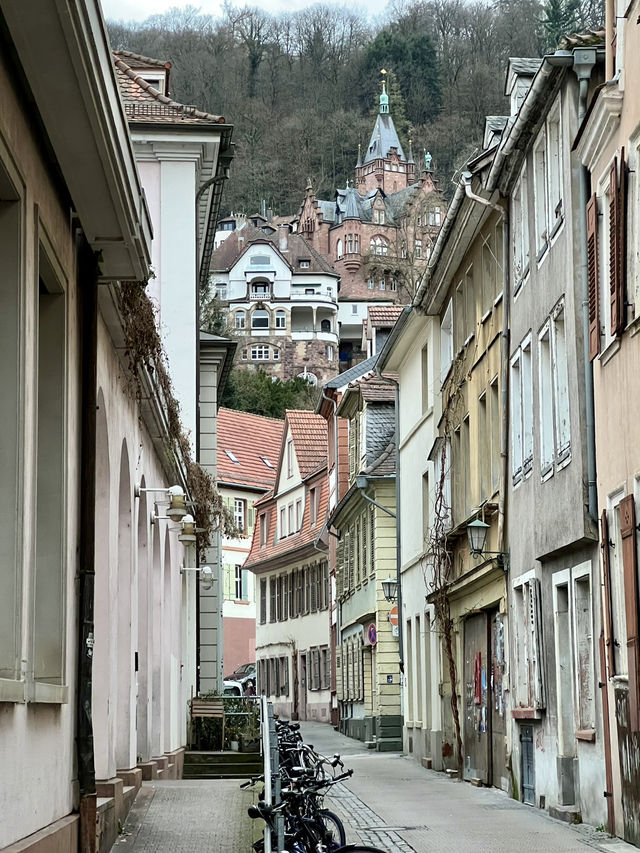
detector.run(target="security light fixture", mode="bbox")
[382,576,398,603]
[466,518,509,571]
[181,564,214,591]
[135,483,187,520]
[178,514,196,545]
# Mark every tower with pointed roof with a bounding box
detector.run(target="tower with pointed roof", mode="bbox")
[355,77,416,195]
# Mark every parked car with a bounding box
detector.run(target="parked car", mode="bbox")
[222,680,243,697]
[229,662,256,681]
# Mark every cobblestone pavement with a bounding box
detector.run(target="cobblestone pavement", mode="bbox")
[112,779,257,853]
[299,722,638,853]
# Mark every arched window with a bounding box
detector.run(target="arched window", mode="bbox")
[251,309,269,329]
[370,236,388,256]
[320,318,331,333]
[250,280,270,298]
[235,310,246,329]
[336,239,343,259]
[275,310,286,329]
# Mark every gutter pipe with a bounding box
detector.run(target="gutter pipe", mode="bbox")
[573,54,599,524]
[460,175,510,555]
[374,363,404,674]
[77,237,99,853]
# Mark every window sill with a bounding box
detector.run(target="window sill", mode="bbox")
[549,215,564,244]
[541,465,554,483]
[0,678,25,703]
[512,707,543,720]
[31,682,69,704]
[575,728,596,743]
[598,336,621,367]
[536,241,549,266]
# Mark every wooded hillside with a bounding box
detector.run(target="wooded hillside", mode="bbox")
[107,0,602,215]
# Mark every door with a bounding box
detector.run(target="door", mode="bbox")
[463,612,489,782]
[520,725,535,805]
[490,610,506,788]
[615,685,640,845]
[299,652,308,721]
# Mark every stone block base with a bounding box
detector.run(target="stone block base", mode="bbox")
[2,815,78,853]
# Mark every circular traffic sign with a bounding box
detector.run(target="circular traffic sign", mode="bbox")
[389,605,398,627]
[367,623,377,645]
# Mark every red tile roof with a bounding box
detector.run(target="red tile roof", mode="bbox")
[367,305,404,327]
[217,408,284,490]
[113,53,226,125]
[287,410,328,477]
[244,471,329,571]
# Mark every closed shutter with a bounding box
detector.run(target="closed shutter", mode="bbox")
[609,160,621,335]
[336,538,344,598]
[348,416,356,476]
[586,193,600,360]
[282,573,289,619]
[370,506,375,577]
[289,571,296,618]
[223,563,234,599]
[529,578,546,709]
[260,578,267,624]
[310,565,318,612]
[601,510,615,676]
[241,568,248,601]
[349,527,355,590]
[247,505,256,534]
[620,495,640,731]
[617,148,627,333]
[336,646,343,700]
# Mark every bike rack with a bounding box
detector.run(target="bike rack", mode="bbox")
[260,697,284,852]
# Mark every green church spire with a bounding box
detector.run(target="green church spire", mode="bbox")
[379,69,389,115]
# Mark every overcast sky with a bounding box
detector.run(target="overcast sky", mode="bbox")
[101,0,387,22]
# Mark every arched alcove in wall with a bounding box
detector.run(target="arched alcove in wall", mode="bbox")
[162,529,172,753]
[93,389,113,779]
[136,474,150,763]
[115,439,134,770]
[150,518,163,757]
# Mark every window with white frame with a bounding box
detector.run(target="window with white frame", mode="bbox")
[251,309,269,329]
[251,345,271,361]
[215,281,227,299]
[440,299,453,382]
[287,439,294,477]
[275,310,286,329]
[370,236,388,255]
[234,498,246,532]
[510,335,533,484]
[235,565,249,600]
[533,135,548,257]
[512,574,546,710]
[533,102,564,261]
[295,499,302,530]
[235,310,246,329]
[272,348,280,360]
[336,238,343,259]
[538,301,570,478]
[415,239,422,258]
[279,506,286,538]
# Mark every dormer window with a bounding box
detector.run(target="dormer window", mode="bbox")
[299,260,310,269]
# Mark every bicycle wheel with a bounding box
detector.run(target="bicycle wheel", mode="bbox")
[318,809,346,848]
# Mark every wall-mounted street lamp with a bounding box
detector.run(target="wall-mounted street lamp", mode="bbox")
[136,483,188,522]
[382,576,398,602]
[466,518,509,571]
[181,564,214,591]
[178,514,196,545]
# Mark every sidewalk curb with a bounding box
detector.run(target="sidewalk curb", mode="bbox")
[112,785,156,850]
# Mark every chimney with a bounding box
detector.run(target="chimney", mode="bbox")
[278,224,289,252]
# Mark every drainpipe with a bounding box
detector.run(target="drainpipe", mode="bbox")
[572,49,599,525]
[374,365,403,674]
[460,175,510,555]
[76,236,99,853]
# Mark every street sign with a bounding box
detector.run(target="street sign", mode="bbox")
[367,623,377,645]
[389,605,399,639]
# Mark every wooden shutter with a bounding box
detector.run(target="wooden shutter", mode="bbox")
[528,579,546,709]
[617,148,627,334]
[609,159,621,335]
[620,495,640,730]
[336,646,343,700]
[586,193,600,360]
[370,506,376,577]
[348,417,356,476]
[601,509,615,676]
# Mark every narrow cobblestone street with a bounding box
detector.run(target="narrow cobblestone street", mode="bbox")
[112,723,640,853]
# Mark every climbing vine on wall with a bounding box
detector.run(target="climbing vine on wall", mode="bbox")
[422,351,468,777]
[117,280,235,559]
